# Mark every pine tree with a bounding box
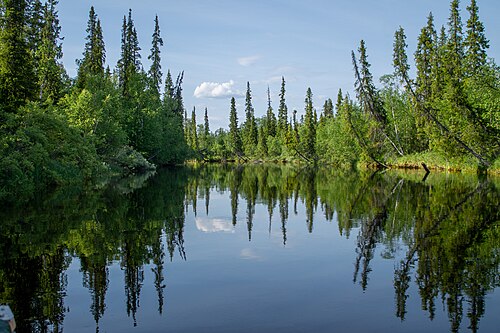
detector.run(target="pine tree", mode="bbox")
[464,0,489,75]
[0,0,36,112]
[277,76,288,137]
[266,86,277,137]
[37,0,64,102]
[229,97,242,156]
[148,15,163,94]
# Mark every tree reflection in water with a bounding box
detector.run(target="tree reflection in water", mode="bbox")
[0,165,498,332]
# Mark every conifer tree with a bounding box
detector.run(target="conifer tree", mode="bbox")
[190,107,198,150]
[37,0,64,102]
[464,0,489,75]
[163,70,173,99]
[148,15,163,94]
[243,81,257,154]
[335,88,343,115]
[415,15,436,101]
[266,86,277,137]
[257,125,268,157]
[445,0,464,89]
[302,88,316,160]
[277,76,288,137]
[229,97,242,156]
[431,26,447,98]
[395,25,427,151]
[173,71,184,116]
[322,98,334,118]
[117,9,141,96]
[76,6,105,89]
[204,107,210,138]
[0,0,36,112]
[353,40,386,124]
[26,0,43,67]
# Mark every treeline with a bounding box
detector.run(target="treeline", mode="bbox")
[190,0,498,171]
[0,1,188,202]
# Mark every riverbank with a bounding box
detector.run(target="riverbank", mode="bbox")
[387,152,500,175]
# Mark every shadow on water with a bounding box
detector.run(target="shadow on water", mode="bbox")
[0,164,498,332]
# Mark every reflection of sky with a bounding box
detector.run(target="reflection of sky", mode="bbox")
[195,217,234,233]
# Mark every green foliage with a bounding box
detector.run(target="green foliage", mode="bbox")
[242,82,258,156]
[76,6,105,90]
[316,95,360,167]
[299,87,316,161]
[228,97,242,157]
[0,104,102,202]
[0,0,36,112]
[147,15,163,95]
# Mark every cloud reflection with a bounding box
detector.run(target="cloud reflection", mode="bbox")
[195,217,234,233]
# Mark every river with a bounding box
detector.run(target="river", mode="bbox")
[0,164,499,332]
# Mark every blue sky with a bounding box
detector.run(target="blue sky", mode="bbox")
[58,0,499,130]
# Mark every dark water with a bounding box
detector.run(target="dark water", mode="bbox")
[0,165,499,333]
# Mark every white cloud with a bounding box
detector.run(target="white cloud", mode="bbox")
[237,55,261,67]
[196,217,234,233]
[193,80,243,99]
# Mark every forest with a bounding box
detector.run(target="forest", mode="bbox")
[0,0,499,203]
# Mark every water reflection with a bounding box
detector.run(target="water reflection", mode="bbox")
[0,165,498,332]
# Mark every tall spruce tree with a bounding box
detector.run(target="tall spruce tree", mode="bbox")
[37,0,64,102]
[322,98,334,118]
[302,88,316,160]
[445,0,464,89]
[163,70,173,99]
[335,88,343,115]
[431,26,448,98]
[394,25,428,151]
[148,15,163,95]
[266,86,277,137]
[415,14,436,101]
[353,40,386,124]
[76,6,105,89]
[26,0,43,69]
[204,107,210,138]
[229,97,242,156]
[464,0,489,75]
[277,76,288,137]
[190,107,198,150]
[117,9,141,96]
[0,0,36,112]
[243,81,257,154]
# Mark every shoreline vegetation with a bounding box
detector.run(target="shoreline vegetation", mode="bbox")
[1,0,499,204]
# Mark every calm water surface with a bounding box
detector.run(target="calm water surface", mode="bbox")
[0,165,499,333]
